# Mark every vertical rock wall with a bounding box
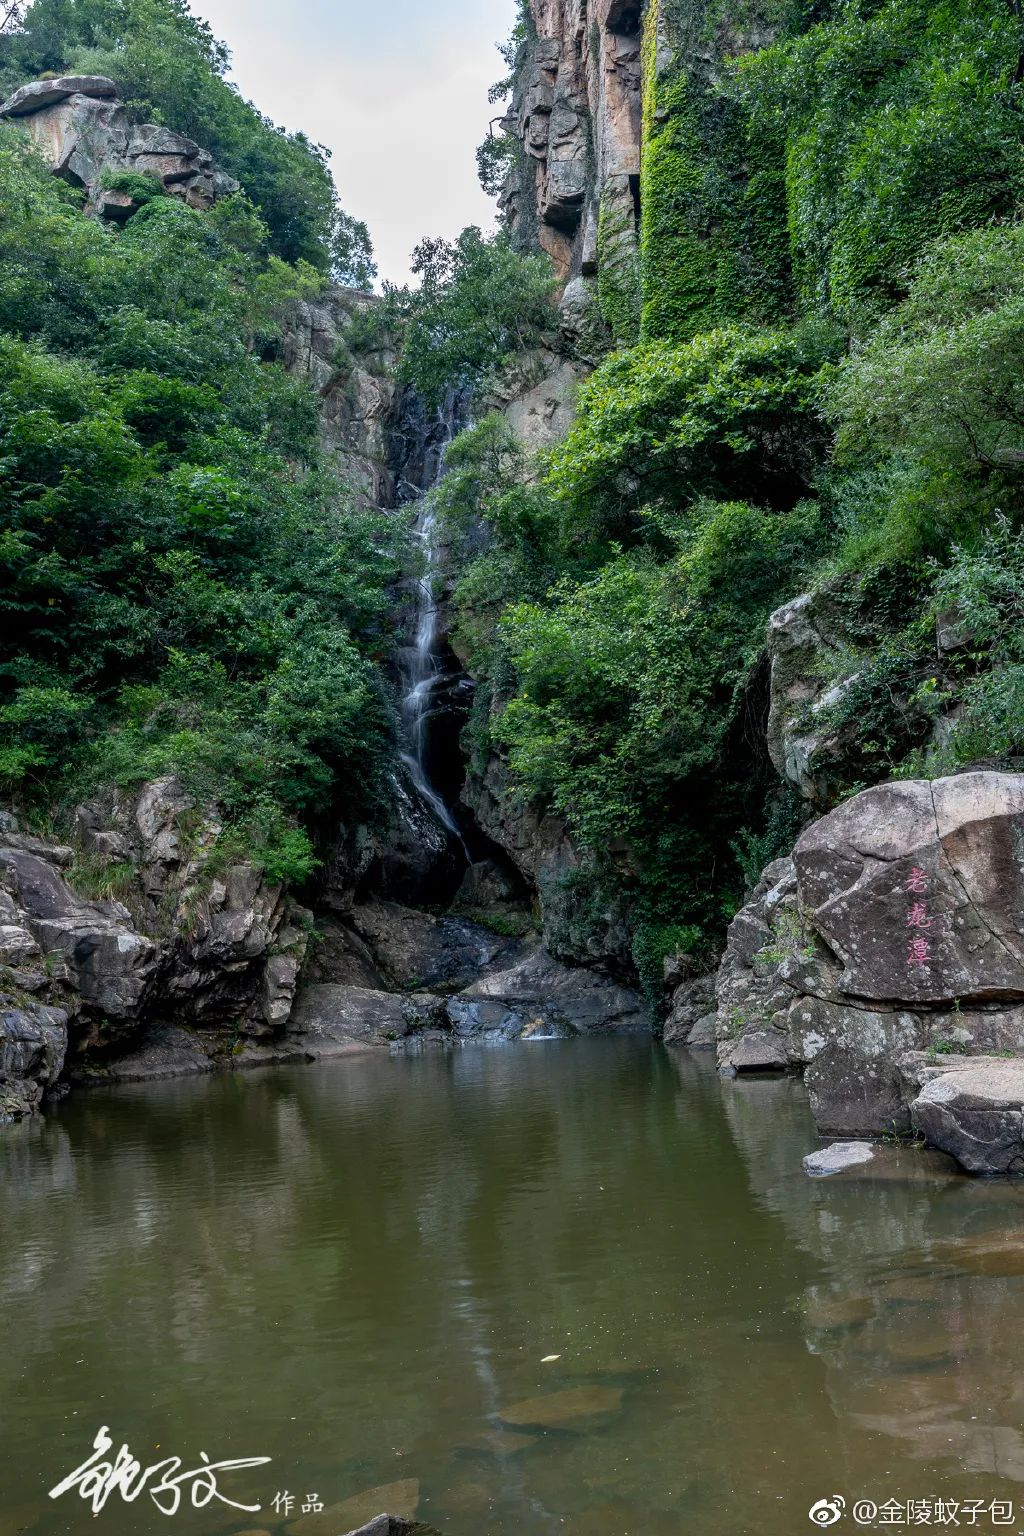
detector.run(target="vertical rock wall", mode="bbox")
[503,0,644,304]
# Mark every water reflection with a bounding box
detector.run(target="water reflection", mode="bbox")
[1,1043,1024,1535]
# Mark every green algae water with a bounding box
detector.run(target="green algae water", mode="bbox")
[5,1040,1024,1536]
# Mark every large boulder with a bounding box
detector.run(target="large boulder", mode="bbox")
[0,75,118,115]
[324,900,523,993]
[662,968,717,1047]
[450,944,652,1038]
[0,844,158,1041]
[715,773,1024,1157]
[0,76,238,214]
[293,941,651,1051]
[281,983,451,1055]
[0,1003,68,1122]
[77,777,309,1037]
[907,1057,1024,1175]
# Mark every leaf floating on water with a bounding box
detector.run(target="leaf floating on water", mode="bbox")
[541,1354,561,1362]
[498,1385,623,1428]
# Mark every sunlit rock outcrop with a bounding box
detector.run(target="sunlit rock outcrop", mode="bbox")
[0,75,238,216]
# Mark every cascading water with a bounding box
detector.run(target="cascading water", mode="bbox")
[400,492,470,858]
[394,385,472,864]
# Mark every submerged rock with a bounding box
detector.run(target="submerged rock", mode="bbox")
[498,1385,624,1428]
[342,1520,439,1536]
[803,1141,877,1177]
[288,1480,421,1536]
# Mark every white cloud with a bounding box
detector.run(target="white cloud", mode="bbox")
[189,0,518,284]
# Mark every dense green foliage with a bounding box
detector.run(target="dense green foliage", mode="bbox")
[545,322,836,555]
[640,0,793,342]
[437,0,1024,994]
[738,0,1024,323]
[0,128,401,878]
[639,0,1024,339]
[0,0,375,281]
[391,228,558,406]
[7,0,1024,981]
[433,337,831,980]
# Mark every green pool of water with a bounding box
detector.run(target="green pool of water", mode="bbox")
[4,1040,1024,1536]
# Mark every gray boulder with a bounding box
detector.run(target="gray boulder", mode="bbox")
[0,845,158,1039]
[340,900,523,993]
[0,75,118,115]
[909,1058,1024,1175]
[0,778,310,1119]
[452,944,652,1038]
[803,1141,877,1177]
[0,1004,68,1121]
[0,76,238,215]
[714,773,1024,1157]
[288,984,451,1054]
[662,969,716,1046]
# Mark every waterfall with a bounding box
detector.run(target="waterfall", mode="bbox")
[394,386,471,862]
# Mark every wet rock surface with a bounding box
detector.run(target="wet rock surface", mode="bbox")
[662,969,717,1047]
[803,1141,877,1177]
[452,944,651,1039]
[714,772,1024,1170]
[291,929,651,1053]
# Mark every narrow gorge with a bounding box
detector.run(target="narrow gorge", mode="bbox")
[6,0,1024,1526]
[4,0,1024,1180]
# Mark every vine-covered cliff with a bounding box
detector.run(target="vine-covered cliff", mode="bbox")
[398,0,1024,1078]
[6,0,1024,1160]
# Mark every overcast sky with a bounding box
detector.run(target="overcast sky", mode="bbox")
[189,0,519,286]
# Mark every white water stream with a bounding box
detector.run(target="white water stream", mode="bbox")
[400,462,470,859]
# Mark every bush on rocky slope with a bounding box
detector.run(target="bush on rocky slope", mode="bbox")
[0,126,401,881]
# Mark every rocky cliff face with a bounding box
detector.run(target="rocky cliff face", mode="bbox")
[280,290,399,506]
[503,0,643,298]
[0,779,308,1123]
[0,75,238,217]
